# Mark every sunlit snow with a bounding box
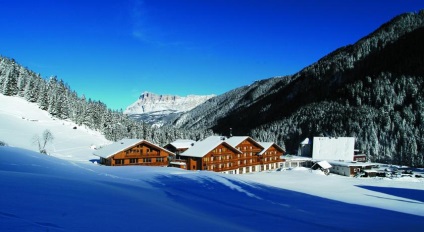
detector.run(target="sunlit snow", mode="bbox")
[1,94,423,231]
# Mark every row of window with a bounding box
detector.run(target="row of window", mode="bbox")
[212,163,278,173]
[263,150,278,155]
[263,156,280,162]
[236,146,254,151]
[114,157,165,165]
[212,148,227,153]
[203,159,281,170]
[204,154,280,163]
[125,147,154,155]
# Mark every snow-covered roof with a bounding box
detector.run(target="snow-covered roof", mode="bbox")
[317,160,332,169]
[168,139,196,149]
[282,155,312,161]
[224,136,248,147]
[326,160,375,167]
[170,161,187,166]
[93,139,174,158]
[258,142,285,155]
[180,136,241,158]
[300,138,310,145]
[225,136,264,150]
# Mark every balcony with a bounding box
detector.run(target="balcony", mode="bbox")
[125,152,161,158]
[133,162,168,166]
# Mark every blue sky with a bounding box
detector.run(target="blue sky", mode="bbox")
[1,0,424,110]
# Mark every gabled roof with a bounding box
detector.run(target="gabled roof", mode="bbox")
[167,139,196,149]
[93,139,175,158]
[258,142,285,155]
[225,136,264,150]
[180,136,241,158]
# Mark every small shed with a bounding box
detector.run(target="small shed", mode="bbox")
[311,160,332,175]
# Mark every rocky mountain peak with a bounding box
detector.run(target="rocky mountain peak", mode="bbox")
[123,92,215,125]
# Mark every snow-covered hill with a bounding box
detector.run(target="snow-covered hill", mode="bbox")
[1,146,423,231]
[0,94,111,162]
[124,91,215,125]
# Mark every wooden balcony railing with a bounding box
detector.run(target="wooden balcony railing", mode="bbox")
[125,152,161,158]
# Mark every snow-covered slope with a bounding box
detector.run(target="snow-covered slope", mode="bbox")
[0,94,111,162]
[124,91,215,125]
[1,146,423,231]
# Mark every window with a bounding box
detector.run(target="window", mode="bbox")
[143,158,152,163]
[130,158,138,164]
[156,157,164,162]
[115,159,124,165]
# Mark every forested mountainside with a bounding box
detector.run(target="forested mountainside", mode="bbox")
[0,57,213,145]
[174,11,424,167]
[173,76,285,130]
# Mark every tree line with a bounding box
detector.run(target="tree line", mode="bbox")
[0,56,213,146]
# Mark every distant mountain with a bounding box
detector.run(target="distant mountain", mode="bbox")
[0,57,213,145]
[172,10,424,167]
[124,91,215,126]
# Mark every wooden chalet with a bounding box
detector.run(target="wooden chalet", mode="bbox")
[179,136,242,173]
[258,142,285,171]
[224,136,264,174]
[93,139,175,166]
[175,136,284,174]
[164,139,196,169]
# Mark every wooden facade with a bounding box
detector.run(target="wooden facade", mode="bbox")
[94,139,175,166]
[199,143,242,172]
[176,136,285,174]
[258,143,285,172]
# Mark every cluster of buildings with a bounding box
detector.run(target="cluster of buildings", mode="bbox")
[93,136,284,174]
[287,137,375,177]
[94,135,416,178]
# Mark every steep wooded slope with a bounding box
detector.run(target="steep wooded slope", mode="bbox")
[174,11,424,166]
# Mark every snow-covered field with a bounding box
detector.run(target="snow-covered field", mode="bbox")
[1,94,424,231]
[1,147,423,231]
[0,94,110,162]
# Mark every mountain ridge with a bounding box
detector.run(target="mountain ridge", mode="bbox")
[172,10,424,166]
[124,91,215,125]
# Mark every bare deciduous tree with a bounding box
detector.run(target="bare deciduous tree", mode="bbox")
[33,129,54,154]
